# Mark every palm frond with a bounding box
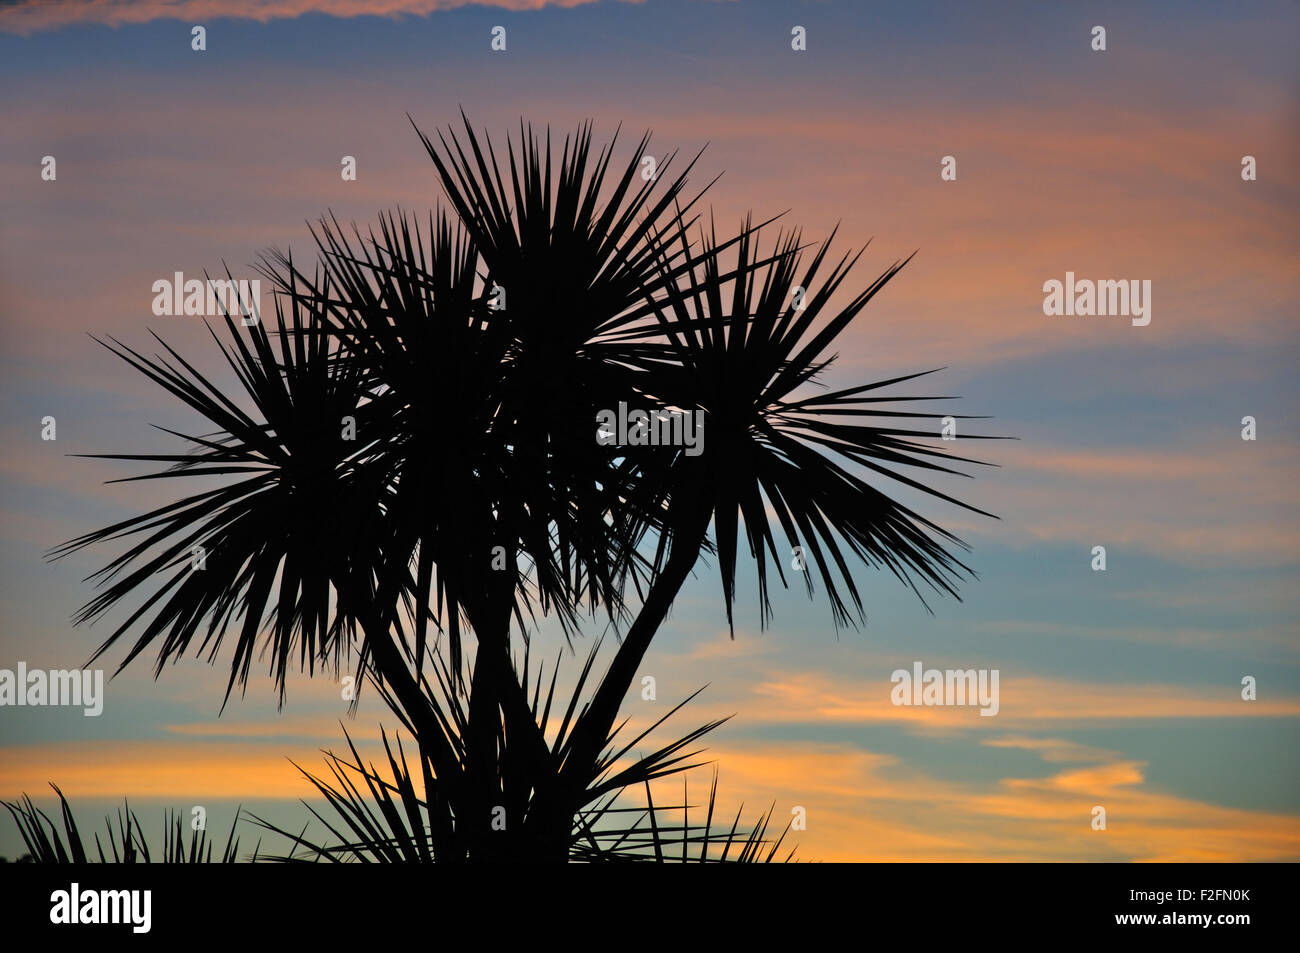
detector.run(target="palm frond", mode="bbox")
[49,276,389,708]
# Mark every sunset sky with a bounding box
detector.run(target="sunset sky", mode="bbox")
[1,0,1298,861]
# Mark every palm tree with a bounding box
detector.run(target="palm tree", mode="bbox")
[50,115,996,861]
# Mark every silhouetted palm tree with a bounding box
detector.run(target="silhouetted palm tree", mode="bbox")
[50,115,996,861]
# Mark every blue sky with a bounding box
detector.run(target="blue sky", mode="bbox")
[1,0,1297,860]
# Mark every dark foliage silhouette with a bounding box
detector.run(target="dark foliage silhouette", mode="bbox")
[3,785,246,863]
[30,115,998,862]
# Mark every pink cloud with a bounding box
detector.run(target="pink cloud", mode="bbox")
[0,0,611,36]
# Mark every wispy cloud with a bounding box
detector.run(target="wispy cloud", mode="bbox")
[981,736,1118,763]
[661,740,1300,861]
[0,0,611,36]
[958,438,1300,567]
[0,739,320,798]
[675,670,1300,732]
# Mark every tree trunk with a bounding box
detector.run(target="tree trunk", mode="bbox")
[558,492,713,814]
[347,585,465,859]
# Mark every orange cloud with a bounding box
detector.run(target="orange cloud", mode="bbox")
[3,75,1295,382]
[4,690,1297,860]
[981,736,1117,763]
[598,102,1299,373]
[741,671,1300,728]
[958,438,1300,567]
[601,659,1300,742]
[0,740,318,799]
[656,740,1300,861]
